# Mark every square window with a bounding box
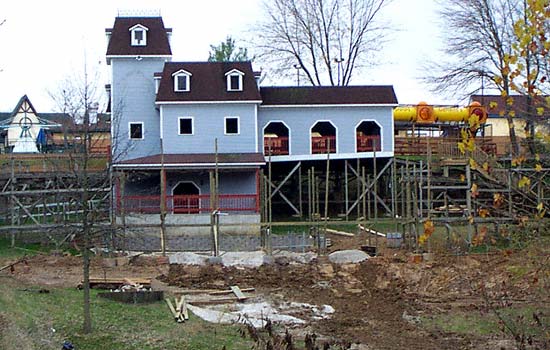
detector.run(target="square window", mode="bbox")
[225,117,239,134]
[176,75,188,91]
[179,118,193,135]
[129,123,143,139]
[229,75,241,90]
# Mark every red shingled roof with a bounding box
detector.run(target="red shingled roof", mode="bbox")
[155,62,262,103]
[115,153,265,169]
[260,86,398,105]
[106,17,172,56]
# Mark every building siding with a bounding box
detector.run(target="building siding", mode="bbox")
[160,103,258,154]
[111,58,167,162]
[257,106,394,156]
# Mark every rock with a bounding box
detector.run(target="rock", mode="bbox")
[221,251,266,268]
[328,250,370,264]
[318,264,335,277]
[402,310,421,325]
[169,252,208,265]
[206,256,222,265]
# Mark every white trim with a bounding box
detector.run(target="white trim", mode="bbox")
[354,119,383,153]
[178,116,194,135]
[160,106,164,140]
[106,55,172,59]
[261,152,394,163]
[129,24,149,46]
[224,116,240,135]
[226,70,244,91]
[224,69,245,76]
[254,105,258,152]
[113,162,266,169]
[156,100,262,105]
[260,104,398,108]
[173,71,191,92]
[172,69,193,77]
[309,120,338,154]
[129,24,149,31]
[262,120,291,156]
[172,181,201,196]
[128,121,144,140]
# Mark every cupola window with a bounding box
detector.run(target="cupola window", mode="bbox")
[129,24,149,46]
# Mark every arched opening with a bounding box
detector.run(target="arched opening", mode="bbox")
[263,122,290,155]
[356,121,381,152]
[172,181,200,214]
[311,121,336,154]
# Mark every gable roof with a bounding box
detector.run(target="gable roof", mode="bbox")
[471,95,550,118]
[0,95,60,128]
[0,95,110,132]
[156,62,262,103]
[260,86,398,106]
[106,17,172,57]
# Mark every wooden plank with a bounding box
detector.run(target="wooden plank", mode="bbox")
[165,298,178,318]
[180,295,189,320]
[325,228,355,237]
[0,258,26,272]
[209,287,255,296]
[230,286,246,301]
[188,297,248,306]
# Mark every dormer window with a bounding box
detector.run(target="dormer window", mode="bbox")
[129,24,148,46]
[172,69,192,92]
[225,69,244,92]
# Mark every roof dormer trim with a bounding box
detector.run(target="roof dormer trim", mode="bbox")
[129,24,149,46]
[225,69,244,92]
[224,69,245,76]
[172,69,192,92]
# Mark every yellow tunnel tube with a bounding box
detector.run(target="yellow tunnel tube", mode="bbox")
[394,102,487,126]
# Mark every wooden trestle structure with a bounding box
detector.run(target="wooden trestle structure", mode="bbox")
[1,144,549,253]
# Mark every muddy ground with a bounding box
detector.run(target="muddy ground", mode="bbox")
[2,233,549,350]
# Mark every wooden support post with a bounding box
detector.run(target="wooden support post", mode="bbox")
[298,163,303,218]
[466,164,473,247]
[323,140,331,253]
[345,159,349,221]
[367,175,371,220]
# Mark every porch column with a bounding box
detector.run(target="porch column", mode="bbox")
[255,168,260,213]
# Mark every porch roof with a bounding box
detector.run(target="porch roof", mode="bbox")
[114,152,265,169]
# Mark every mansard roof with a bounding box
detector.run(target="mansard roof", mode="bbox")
[260,86,398,106]
[156,62,262,103]
[106,17,172,56]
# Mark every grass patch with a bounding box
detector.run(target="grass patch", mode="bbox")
[0,237,54,260]
[422,306,550,340]
[0,283,253,350]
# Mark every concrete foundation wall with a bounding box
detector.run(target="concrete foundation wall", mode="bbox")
[121,213,260,235]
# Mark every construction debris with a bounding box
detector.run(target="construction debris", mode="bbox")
[0,258,28,273]
[78,277,152,290]
[328,250,370,264]
[166,295,189,323]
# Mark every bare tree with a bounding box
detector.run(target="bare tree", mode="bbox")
[427,0,522,154]
[49,63,110,334]
[253,0,390,86]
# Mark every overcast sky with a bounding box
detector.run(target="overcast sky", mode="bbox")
[0,0,451,113]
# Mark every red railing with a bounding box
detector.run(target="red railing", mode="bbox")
[264,137,289,155]
[356,135,381,152]
[312,136,336,154]
[119,194,259,214]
